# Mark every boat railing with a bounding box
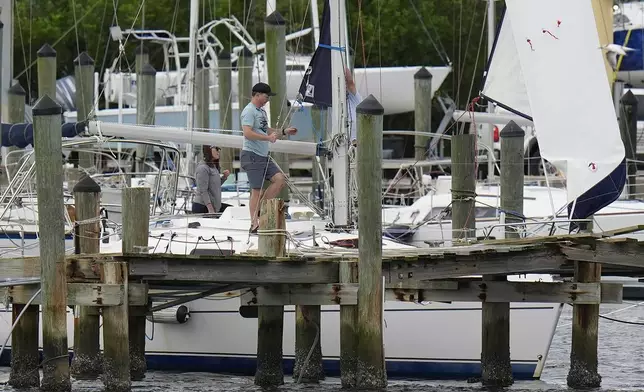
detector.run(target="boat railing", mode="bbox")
[0,224,27,257]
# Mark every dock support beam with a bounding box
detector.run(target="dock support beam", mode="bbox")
[414,67,432,161]
[34,89,71,391]
[293,305,324,383]
[123,187,151,380]
[568,221,602,388]
[451,133,477,243]
[8,80,39,389]
[102,260,131,391]
[481,121,524,387]
[70,175,103,380]
[254,198,286,388]
[355,95,387,389]
[340,261,359,388]
[217,50,235,171]
[265,11,290,201]
[74,51,95,170]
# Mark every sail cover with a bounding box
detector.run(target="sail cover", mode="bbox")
[1,122,85,148]
[481,0,626,227]
[297,0,332,107]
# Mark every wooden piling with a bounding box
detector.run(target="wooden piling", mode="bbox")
[481,122,524,387]
[123,187,151,380]
[134,44,149,77]
[254,198,286,388]
[355,95,387,389]
[135,63,156,173]
[567,221,601,388]
[74,52,95,170]
[7,81,38,390]
[451,133,477,242]
[195,57,209,162]
[70,176,103,380]
[102,260,131,391]
[619,91,638,199]
[33,94,71,391]
[293,304,324,383]
[237,47,253,110]
[217,50,235,171]
[6,82,25,179]
[414,67,432,161]
[37,44,57,100]
[264,11,290,201]
[339,261,358,388]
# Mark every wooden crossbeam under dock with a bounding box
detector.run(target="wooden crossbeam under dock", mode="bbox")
[0,234,641,306]
[4,283,148,306]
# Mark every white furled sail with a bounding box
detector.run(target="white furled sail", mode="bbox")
[480,0,626,229]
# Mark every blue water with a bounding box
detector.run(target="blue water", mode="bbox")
[0,303,643,391]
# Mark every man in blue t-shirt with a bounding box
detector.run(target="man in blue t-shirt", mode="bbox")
[240,82,297,233]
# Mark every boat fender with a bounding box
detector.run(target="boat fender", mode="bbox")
[146,305,190,324]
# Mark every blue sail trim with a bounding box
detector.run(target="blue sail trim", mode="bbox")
[1,122,85,148]
[297,0,332,108]
[568,158,627,232]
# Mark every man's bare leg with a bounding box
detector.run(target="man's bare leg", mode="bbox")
[262,173,286,200]
[249,188,262,229]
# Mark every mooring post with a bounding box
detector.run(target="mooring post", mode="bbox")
[6,82,25,180]
[414,67,432,161]
[34,93,71,391]
[237,47,253,110]
[480,121,524,386]
[194,57,209,162]
[134,44,149,75]
[255,198,286,388]
[7,80,39,389]
[135,61,156,174]
[567,221,601,388]
[37,44,57,99]
[264,11,290,201]
[123,187,150,380]
[339,261,358,388]
[74,51,95,170]
[102,260,131,391]
[355,94,387,389]
[619,91,638,199]
[70,176,103,380]
[293,304,324,383]
[217,50,235,170]
[451,133,477,243]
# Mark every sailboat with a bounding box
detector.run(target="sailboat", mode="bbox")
[3,0,626,381]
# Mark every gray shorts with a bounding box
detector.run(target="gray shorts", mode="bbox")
[240,150,281,189]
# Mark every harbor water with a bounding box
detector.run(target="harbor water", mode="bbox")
[0,303,642,391]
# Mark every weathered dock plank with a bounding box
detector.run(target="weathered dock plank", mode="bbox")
[5,283,148,306]
[385,282,622,304]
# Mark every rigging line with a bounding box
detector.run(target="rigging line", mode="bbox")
[408,0,451,65]
[455,0,463,107]
[455,0,481,112]
[14,0,104,81]
[93,0,110,78]
[463,4,488,121]
[13,0,32,102]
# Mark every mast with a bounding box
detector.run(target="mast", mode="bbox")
[485,0,495,182]
[310,0,320,47]
[183,0,199,176]
[330,0,349,227]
